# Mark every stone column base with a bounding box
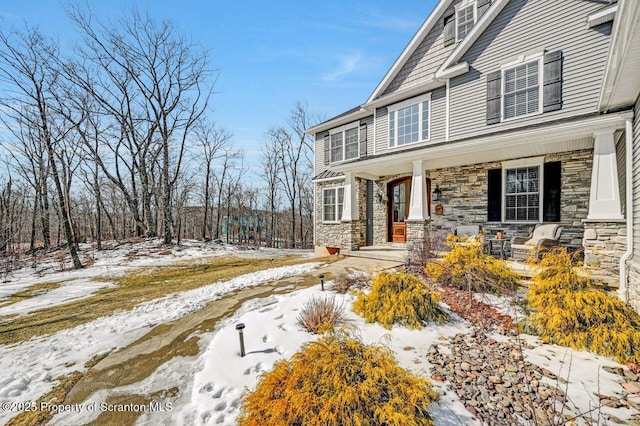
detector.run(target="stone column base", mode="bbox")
[341,221,361,251]
[582,221,626,277]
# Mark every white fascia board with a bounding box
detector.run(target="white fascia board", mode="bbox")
[436,0,511,77]
[435,61,469,80]
[363,75,440,110]
[599,0,640,111]
[366,0,454,104]
[588,4,618,28]
[305,108,371,135]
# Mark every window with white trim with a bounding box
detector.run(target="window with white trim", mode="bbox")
[456,3,476,41]
[504,166,540,222]
[329,126,359,163]
[388,94,430,148]
[502,56,543,120]
[323,187,344,223]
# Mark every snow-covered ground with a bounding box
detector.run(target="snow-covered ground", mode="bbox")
[0,239,312,317]
[1,241,636,425]
[0,240,317,424]
[53,282,636,426]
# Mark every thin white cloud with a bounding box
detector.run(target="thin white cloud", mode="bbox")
[321,51,364,82]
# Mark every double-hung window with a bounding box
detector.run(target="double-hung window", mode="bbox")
[388,94,430,148]
[329,126,359,163]
[504,166,540,222]
[456,3,476,41]
[322,187,344,223]
[502,55,543,120]
[487,160,561,223]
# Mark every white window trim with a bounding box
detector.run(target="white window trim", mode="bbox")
[322,186,344,224]
[455,1,477,42]
[387,93,431,149]
[500,52,544,122]
[501,156,544,223]
[329,123,359,164]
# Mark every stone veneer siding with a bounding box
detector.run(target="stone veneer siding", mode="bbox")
[583,222,627,278]
[428,150,593,246]
[315,150,609,260]
[315,178,365,250]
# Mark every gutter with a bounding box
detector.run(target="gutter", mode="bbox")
[619,118,633,301]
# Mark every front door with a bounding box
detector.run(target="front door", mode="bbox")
[388,177,411,243]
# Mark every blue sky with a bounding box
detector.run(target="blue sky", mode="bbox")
[0,0,438,164]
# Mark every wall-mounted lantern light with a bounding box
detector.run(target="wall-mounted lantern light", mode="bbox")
[432,184,442,202]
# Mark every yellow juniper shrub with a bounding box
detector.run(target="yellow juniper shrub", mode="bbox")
[352,271,446,330]
[523,248,640,364]
[238,330,439,426]
[424,234,519,293]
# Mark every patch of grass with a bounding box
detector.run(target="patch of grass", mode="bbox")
[0,255,330,345]
[0,282,63,308]
[6,371,83,426]
[331,273,369,294]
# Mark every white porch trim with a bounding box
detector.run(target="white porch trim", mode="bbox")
[407,160,429,221]
[587,130,624,221]
[340,172,359,222]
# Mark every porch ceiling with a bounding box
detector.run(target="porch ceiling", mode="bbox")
[335,112,631,179]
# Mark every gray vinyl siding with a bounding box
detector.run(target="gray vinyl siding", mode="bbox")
[633,96,640,254]
[450,0,612,140]
[313,116,374,176]
[382,1,461,96]
[430,86,447,142]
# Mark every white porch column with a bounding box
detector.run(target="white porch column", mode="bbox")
[587,130,623,220]
[341,172,359,222]
[407,160,428,221]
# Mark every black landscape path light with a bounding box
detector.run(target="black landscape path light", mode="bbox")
[319,274,325,291]
[236,323,246,357]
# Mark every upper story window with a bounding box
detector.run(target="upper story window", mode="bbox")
[329,126,359,163]
[388,94,430,148]
[456,3,476,41]
[444,1,491,47]
[503,58,542,120]
[486,50,563,125]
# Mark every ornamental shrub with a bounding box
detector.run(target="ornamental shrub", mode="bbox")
[296,295,346,334]
[522,248,640,364]
[423,234,519,294]
[238,330,439,426]
[352,271,447,329]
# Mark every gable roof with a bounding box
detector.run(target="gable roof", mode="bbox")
[435,0,510,78]
[366,0,456,103]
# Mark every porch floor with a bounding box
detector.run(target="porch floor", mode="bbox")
[342,245,408,263]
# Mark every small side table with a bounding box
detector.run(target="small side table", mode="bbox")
[487,238,509,259]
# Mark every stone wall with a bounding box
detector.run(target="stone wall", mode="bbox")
[428,150,592,246]
[629,258,640,313]
[583,222,627,279]
[315,178,365,251]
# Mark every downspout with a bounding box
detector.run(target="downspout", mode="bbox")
[619,118,633,301]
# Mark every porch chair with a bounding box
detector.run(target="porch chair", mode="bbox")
[510,224,563,261]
